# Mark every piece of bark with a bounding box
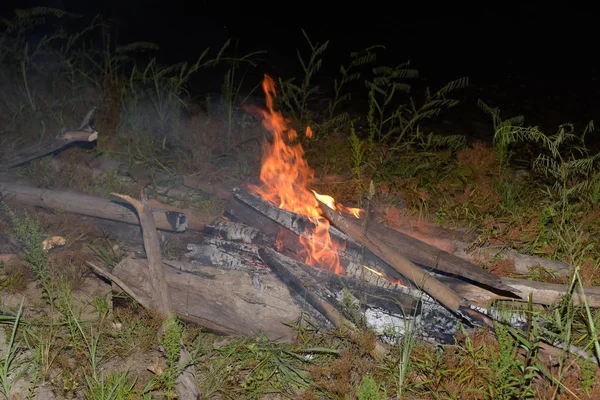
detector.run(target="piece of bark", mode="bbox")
[111,192,200,400]
[0,181,187,232]
[0,108,98,170]
[319,201,494,329]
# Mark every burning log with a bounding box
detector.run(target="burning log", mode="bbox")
[227,187,410,285]
[317,199,495,329]
[191,218,470,343]
[0,108,98,170]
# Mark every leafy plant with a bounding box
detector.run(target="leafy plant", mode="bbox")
[349,65,467,188]
[217,39,265,149]
[1,203,53,303]
[356,375,387,400]
[277,29,328,129]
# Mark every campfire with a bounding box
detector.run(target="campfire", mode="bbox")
[182,75,524,343]
[244,75,359,276]
[3,73,596,363]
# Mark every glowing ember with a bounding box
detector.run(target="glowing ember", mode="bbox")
[362,265,406,286]
[245,76,345,274]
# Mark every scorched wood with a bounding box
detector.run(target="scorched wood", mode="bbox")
[226,187,411,286]
[363,212,515,293]
[230,187,516,295]
[257,247,462,345]
[319,200,495,329]
[196,219,466,343]
[200,219,427,303]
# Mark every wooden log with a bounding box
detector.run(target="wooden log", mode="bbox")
[319,200,495,329]
[200,219,431,306]
[201,220,600,309]
[258,247,387,359]
[187,230,422,317]
[110,257,302,341]
[229,188,512,294]
[0,181,187,232]
[0,108,98,170]
[500,277,600,308]
[227,188,412,286]
[364,213,516,293]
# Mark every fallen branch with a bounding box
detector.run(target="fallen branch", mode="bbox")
[0,181,188,232]
[0,108,98,170]
[110,192,200,399]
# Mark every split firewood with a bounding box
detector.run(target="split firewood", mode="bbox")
[108,192,201,400]
[0,108,98,170]
[318,200,495,330]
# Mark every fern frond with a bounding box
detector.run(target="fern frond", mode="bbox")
[116,42,159,54]
[435,77,469,97]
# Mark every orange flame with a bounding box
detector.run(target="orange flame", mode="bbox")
[246,76,344,274]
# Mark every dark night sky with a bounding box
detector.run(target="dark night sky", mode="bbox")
[2,1,597,80]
